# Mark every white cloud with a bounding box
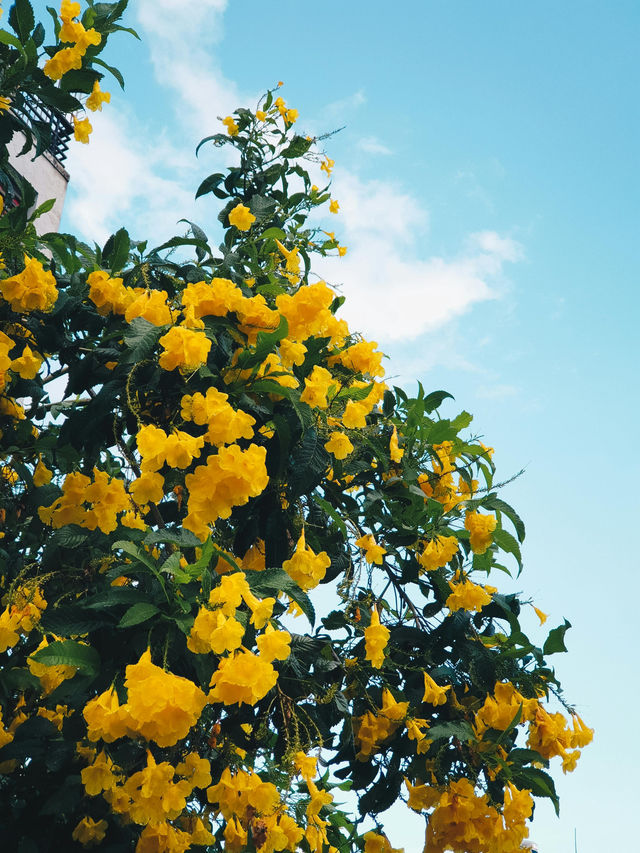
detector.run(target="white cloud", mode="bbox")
[475,383,519,400]
[357,136,392,156]
[64,107,200,245]
[315,172,522,343]
[136,0,240,137]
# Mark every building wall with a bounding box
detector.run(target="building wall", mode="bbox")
[7,132,69,234]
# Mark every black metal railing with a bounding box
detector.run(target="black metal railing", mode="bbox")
[19,93,73,166]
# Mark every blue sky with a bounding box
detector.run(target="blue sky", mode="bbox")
[34,0,640,849]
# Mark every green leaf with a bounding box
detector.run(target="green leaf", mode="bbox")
[144,529,202,548]
[543,619,571,655]
[35,86,82,113]
[123,317,162,361]
[280,135,313,159]
[92,56,125,89]
[195,172,225,199]
[512,766,559,815]
[28,197,55,222]
[118,603,160,628]
[9,0,35,41]
[484,496,526,542]
[0,28,25,50]
[30,639,100,676]
[492,528,523,570]
[451,410,473,431]
[426,720,475,742]
[102,226,130,272]
[259,226,286,241]
[40,607,110,635]
[112,539,156,570]
[423,390,454,413]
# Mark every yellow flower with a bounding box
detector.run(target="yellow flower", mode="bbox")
[338,245,348,257]
[300,365,334,409]
[417,535,459,572]
[256,624,291,662]
[446,578,492,613]
[73,116,92,144]
[209,649,278,706]
[33,458,53,487]
[72,816,108,847]
[0,96,11,113]
[321,157,335,175]
[256,109,267,121]
[228,203,256,231]
[158,326,211,372]
[533,605,548,625]
[324,430,354,459]
[86,80,110,112]
[364,608,389,668]
[282,528,331,591]
[464,511,497,554]
[389,425,404,463]
[329,199,340,213]
[422,672,449,706]
[1,256,58,313]
[10,345,42,379]
[43,46,83,80]
[285,108,298,123]
[355,534,386,565]
[222,115,239,136]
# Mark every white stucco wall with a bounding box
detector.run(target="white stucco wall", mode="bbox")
[7,132,69,234]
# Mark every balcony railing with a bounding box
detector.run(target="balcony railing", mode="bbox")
[18,94,73,166]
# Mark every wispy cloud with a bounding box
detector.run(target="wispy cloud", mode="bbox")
[62,0,523,359]
[315,172,522,343]
[357,136,392,156]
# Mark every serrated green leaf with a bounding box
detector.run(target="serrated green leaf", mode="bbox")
[9,0,35,41]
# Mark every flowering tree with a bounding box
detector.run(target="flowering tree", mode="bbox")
[0,2,592,851]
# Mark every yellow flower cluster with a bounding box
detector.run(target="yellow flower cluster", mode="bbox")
[282,529,331,591]
[158,326,211,372]
[417,535,459,572]
[474,681,538,736]
[465,510,497,554]
[84,649,206,747]
[275,280,347,344]
[354,689,408,759]
[207,767,304,852]
[527,705,593,773]
[364,608,389,668]
[181,387,256,446]
[0,584,47,652]
[87,272,173,324]
[28,636,77,694]
[81,747,213,841]
[183,443,269,540]
[0,256,58,313]
[39,468,129,534]
[181,277,244,318]
[44,1,101,81]
[136,424,204,473]
[424,777,534,853]
[446,577,493,613]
